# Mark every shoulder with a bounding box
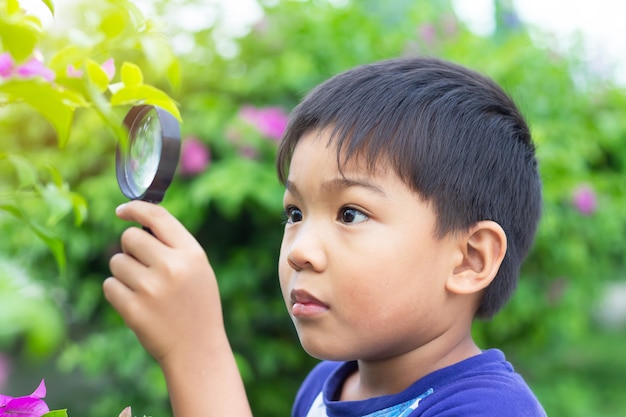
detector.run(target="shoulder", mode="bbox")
[416,349,547,417]
[292,361,344,417]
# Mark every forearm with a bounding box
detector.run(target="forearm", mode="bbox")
[161,332,253,417]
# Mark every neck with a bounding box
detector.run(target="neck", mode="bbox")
[340,332,481,401]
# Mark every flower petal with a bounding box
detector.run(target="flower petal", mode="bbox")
[118,406,132,417]
[3,396,49,416]
[30,380,46,399]
[572,185,597,215]
[239,105,288,141]
[15,58,56,82]
[0,394,14,407]
[0,53,14,78]
[66,64,83,78]
[101,58,116,81]
[179,137,211,176]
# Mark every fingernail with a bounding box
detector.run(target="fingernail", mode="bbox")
[115,203,127,214]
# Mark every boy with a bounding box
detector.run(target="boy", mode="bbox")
[104,57,546,416]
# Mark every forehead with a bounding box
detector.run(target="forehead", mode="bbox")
[289,128,391,180]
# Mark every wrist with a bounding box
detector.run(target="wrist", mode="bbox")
[159,333,253,417]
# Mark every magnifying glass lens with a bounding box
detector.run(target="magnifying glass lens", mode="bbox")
[127,108,162,195]
[117,104,180,203]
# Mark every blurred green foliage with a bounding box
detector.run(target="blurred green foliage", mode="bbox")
[1,0,625,416]
[0,0,180,276]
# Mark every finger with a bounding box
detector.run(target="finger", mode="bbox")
[119,226,170,267]
[109,252,150,291]
[115,201,198,249]
[102,276,137,322]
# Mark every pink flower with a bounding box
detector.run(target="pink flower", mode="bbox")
[66,64,83,78]
[0,379,49,417]
[15,57,55,82]
[0,53,14,78]
[118,406,132,417]
[179,137,210,176]
[239,145,259,160]
[66,58,115,80]
[572,185,597,215]
[441,15,458,36]
[418,23,437,45]
[239,105,289,141]
[0,355,9,391]
[101,58,116,81]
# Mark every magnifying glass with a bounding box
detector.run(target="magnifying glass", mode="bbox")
[116,105,181,204]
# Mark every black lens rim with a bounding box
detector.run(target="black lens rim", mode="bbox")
[116,105,181,203]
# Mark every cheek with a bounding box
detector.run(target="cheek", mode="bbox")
[339,248,432,311]
[333,258,397,314]
[277,244,292,300]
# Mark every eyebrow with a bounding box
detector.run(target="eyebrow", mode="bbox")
[285,177,387,198]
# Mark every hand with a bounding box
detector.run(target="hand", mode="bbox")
[104,200,225,364]
[104,201,253,417]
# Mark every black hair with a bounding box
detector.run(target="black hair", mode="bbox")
[276,57,542,319]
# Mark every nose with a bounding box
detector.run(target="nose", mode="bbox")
[283,221,327,273]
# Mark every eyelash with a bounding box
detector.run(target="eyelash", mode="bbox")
[282,206,369,225]
[339,207,368,224]
[283,206,302,224]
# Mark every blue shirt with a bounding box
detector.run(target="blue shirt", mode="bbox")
[292,349,547,417]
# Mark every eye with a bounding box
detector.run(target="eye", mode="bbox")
[339,207,368,224]
[284,206,303,224]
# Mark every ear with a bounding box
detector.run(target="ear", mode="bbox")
[446,221,507,295]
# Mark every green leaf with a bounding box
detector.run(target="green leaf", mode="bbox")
[84,82,129,146]
[0,152,38,188]
[6,0,20,14]
[48,45,89,73]
[0,80,74,147]
[43,163,64,187]
[42,410,68,417]
[39,182,73,227]
[58,86,90,107]
[99,10,127,39]
[112,0,145,24]
[120,62,143,87]
[70,191,88,226]
[20,15,44,33]
[39,0,55,15]
[167,59,181,90]
[0,20,39,61]
[111,84,182,121]
[86,59,110,92]
[0,202,66,276]
[35,173,89,227]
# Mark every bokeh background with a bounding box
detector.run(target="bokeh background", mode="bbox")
[1,0,625,416]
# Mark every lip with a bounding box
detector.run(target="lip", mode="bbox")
[290,289,329,317]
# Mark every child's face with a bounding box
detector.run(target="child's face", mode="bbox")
[278,129,464,362]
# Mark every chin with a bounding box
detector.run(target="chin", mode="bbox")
[298,336,357,362]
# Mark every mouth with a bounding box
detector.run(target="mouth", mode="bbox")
[290,289,329,317]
